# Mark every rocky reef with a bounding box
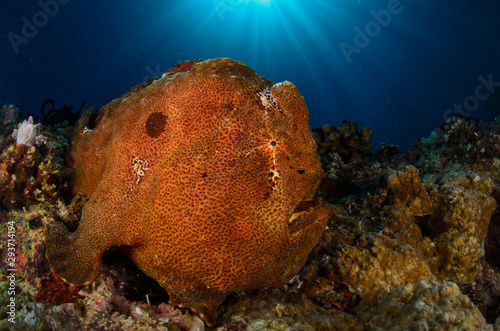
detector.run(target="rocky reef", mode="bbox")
[1,107,500,331]
[313,120,372,163]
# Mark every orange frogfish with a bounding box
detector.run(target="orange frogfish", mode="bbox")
[45,58,334,325]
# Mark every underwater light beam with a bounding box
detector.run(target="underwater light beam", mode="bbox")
[240,0,275,6]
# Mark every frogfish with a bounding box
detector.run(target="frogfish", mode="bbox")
[46,58,334,325]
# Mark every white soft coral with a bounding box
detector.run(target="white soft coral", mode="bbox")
[12,116,44,147]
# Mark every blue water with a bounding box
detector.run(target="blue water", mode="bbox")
[1,0,499,149]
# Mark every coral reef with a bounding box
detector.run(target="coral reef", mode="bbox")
[356,280,491,330]
[413,114,500,172]
[0,144,43,209]
[217,281,491,330]
[423,168,496,282]
[0,104,19,125]
[463,260,500,324]
[0,119,71,210]
[313,121,387,200]
[303,165,437,306]
[34,272,84,304]
[489,115,500,153]
[313,120,372,162]
[288,114,499,328]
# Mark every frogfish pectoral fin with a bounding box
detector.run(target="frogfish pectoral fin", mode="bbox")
[45,221,103,286]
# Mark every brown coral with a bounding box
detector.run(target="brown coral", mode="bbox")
[313,120,372,162]
[424,170,496,282]
[300,164,497,309]
[357,281,491,330]
[309,166,436,304]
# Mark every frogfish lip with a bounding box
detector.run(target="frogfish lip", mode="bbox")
[289,200,319,223]
[288,199,330,233]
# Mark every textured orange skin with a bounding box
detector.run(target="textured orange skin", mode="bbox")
[45,58,333,324]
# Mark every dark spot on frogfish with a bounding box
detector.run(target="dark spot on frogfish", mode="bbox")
[146,112,168,138]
